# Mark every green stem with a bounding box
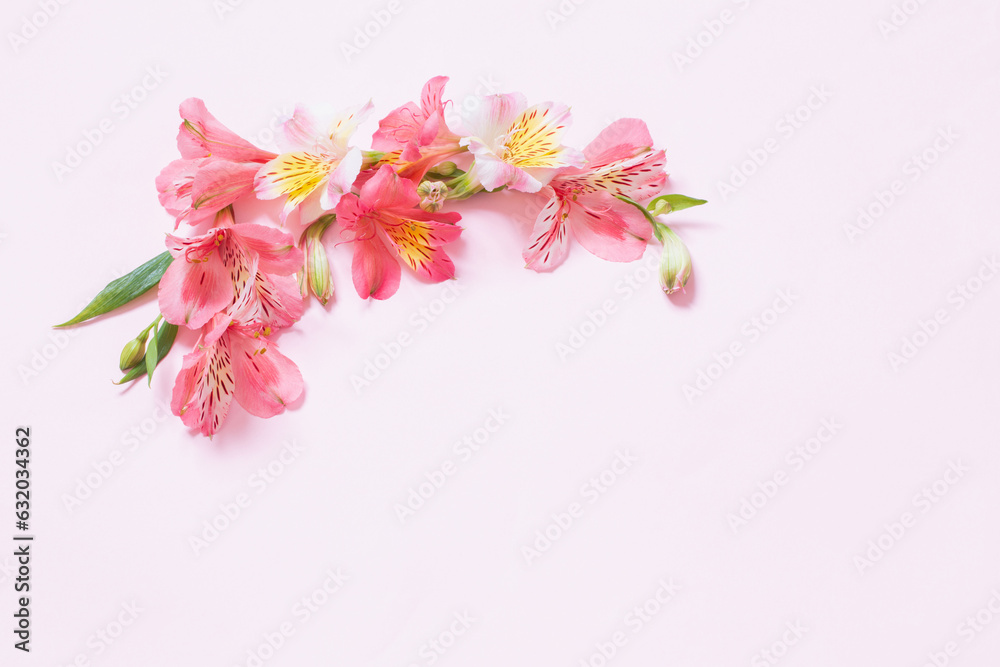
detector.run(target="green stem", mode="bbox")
[617,195,666,243]
[443,170,485,200]
[139,313,163,340]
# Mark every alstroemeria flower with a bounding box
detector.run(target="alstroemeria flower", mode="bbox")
[336,165,462,300]
[156,158,262,229]
[523,119,667,271]
[255,102,373,221]
[158,214,304,329]
[176,98,277,164]
[156,99,277,229]
[172,316,303,437]
[459,93,584,193]
[371,76,464,180]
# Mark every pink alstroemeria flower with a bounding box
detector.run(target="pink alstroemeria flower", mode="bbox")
[158,213,304,329]
[255,102,373,222]
[176,98,277,164]
[156,158,262,229]
[371,76,464,180]
[156,99,277,229]
[523,119,667,271]
[336,165,462,300]
[172,315,303,437]
[460,93,584,193]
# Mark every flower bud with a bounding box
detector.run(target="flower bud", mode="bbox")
[657,225,692,294]
[416,180,449,212]
[429,161,457,177]
[119,335,148,371]
[648,198,672,217]
[299,215,335,305]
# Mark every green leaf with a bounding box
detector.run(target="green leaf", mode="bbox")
[145,321,160,387]
[115,323,178,386]
[56,252,173,328]
[646,194,707,216]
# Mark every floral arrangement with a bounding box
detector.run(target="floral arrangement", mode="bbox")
[57,77,705,436]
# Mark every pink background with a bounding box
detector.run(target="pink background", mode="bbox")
[3,0,1000,665]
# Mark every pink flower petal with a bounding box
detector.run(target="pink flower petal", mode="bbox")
[351,233,401,300]
[359,164,421,210]
[569,193,650,263]
[158,239,233,329]
[328,100,374,154]
[229,224,302,275]
[420,76,449,114]
[627,172,667,201]
[372,77,458,166]
[554,147,666,201]
[231,329,303,419]
[504,102,584,171]
[471,152,544,193]
[380,216,461,282]
[583,118,655,164]
[171,335,235,437]
[416,112,442,151]
[189,160,259,214]
[230,271,304,328]
[460,92,526,147]
[203,312,233,346]
[334,192,365,231]
[156,158,217,228]
[177,98,276,163]
[280,105,327,153]
[371,101,424,154]
[156,158,199,216]
[321,147,364,210]
[523,193,572,271]
[254,152,334,223]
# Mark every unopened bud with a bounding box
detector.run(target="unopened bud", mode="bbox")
[119,335,148,371]
[299,215,335,305]
[416,180,449,212]
[657,225,692,295]
[429,161,457,177]
[649,199,672,217]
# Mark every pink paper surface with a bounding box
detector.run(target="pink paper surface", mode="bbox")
[3,0,999,665]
